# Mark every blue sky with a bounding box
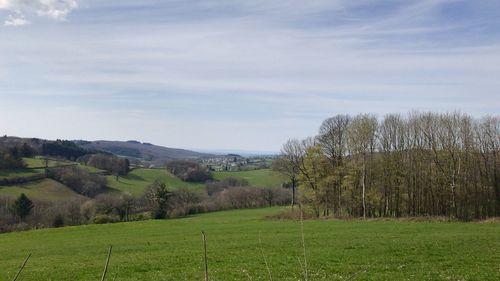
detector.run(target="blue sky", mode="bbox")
[0,0,499,152]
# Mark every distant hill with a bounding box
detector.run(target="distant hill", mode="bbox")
[76,140,213,166]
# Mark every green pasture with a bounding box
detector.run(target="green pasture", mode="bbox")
[1,207,498,281]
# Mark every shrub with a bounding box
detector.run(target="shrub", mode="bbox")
[166,160,212,182]
[84,154,130,175]
[46,166,107,197]
[52,214,65,228]
[93,214,115,224]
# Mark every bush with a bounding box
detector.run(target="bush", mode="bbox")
[93,214,115,224]
[205,177,249,195]
[52,214,65,228]
[166,160,212,182]
[0,146,26,169]
[46,166,107,197]
[84,154,130,176]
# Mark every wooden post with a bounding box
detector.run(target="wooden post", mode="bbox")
[100,246,113,281]
[202,231,208,281]
[11,253,31,281]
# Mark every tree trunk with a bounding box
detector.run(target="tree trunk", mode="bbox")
[362,156,367,219]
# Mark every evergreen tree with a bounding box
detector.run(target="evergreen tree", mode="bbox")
[11,193,34,220]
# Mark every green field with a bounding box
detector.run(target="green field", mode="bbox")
[0,179,85,201]
[107,168,286,196]
[0,168,44,179]
[107,168,205,196]
[2,162,286,198]
[213,169,287,187]
[23,157,67,169]
[1,208,498,281]
[0,157,76,180]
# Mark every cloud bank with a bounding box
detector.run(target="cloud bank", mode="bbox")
[0,0,499,151]
[0,0,77,26]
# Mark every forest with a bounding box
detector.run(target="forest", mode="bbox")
[274,111,499,220]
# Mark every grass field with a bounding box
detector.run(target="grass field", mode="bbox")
[213,169,286,187]
[0,157,75,180]
[1,164,286,198]
[1,207,498,281]
[107,168,205,196]
[0,168,44,179]
[0,179,86,201]
[23,157,67,169]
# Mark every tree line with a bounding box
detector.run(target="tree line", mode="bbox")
[274,111,499,220]
[0,177,290,233]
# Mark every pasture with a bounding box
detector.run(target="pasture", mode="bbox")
[0,179,85,201]
[213,169,286,187]
[1,207,498,281]
[107,168,205,196]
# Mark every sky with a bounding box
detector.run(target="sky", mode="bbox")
[0,0,499,153]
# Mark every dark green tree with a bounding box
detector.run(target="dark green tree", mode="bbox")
[11,193,34,220]
[148,181,173,219]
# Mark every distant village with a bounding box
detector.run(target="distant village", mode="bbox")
[200,154,274,171]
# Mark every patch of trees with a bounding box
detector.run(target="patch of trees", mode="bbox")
[276,112,499,220]
[0,178,290,233]
[205,177,249,196]
[0,174,46,186]
[104,146,142,158]
[42,140,89,160]
[80,154,130,176]
[143,180,290,219]
[46,166,107,197]
[0,146,26,169]
[166,160,213,182]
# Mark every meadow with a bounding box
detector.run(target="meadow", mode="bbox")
[1,207,499,281]
[108,168,285,196]
[213,169,286,188]
[1,156,286,201]
[107,168,206,196]
[0,179,85,201]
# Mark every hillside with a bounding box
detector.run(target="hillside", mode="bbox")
[0,207,499,280]
[107,168,205,196]
[77,140,213,166]
[0,179,86,201]
[214,169,286,187]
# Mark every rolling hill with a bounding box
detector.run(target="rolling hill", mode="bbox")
[76,140,213,166]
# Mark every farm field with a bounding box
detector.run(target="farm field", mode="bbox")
[0,168,43,179]
[108,168,286,196]
[213,169,286,187]
[0,179,85,201]
[107,168,205,196]
[1,165,286,201]
[0,207,498,281]
[1,157,76,180]
[23,157,69,169]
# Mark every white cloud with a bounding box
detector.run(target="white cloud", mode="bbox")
[0,1,498,150]
[0,0,78,26]
[0,0,11,9]
[4,14,30,26]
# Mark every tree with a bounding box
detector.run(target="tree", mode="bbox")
[347,114,377,219]
[147,181,173,219]
[272,149,299,209]
[11,193,34,221]
[20,143,34,157]
[317,114,350,215]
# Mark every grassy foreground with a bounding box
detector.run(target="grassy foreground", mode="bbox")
[0,208,499,281]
